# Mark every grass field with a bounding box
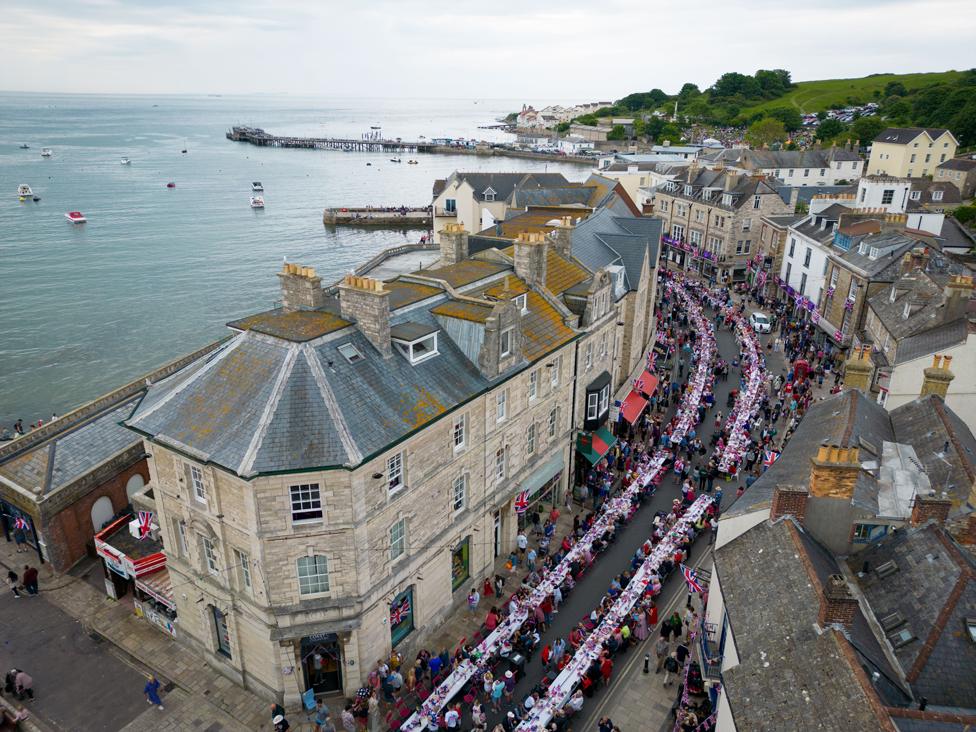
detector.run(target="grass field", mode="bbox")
[740,70,963,116]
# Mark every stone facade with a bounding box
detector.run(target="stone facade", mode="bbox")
[278,263,326,311]
[338,275,392,359]
[808,446,861,500]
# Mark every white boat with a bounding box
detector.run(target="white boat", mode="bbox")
[251,181,263,191]
[120,157,131,165]
[250,196,265,209]
[17,184,33,197]
[41,148,52,157]
[65,211,87,223]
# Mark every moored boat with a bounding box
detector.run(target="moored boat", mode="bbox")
[65,211,87,223]
[41,148,52,157]
[166,182,176,188]
[252,181,263,191]
[120,157,131,165]
[17,184,33,197]
[250,196,265,208]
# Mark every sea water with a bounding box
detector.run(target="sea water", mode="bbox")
[0,94,586,425]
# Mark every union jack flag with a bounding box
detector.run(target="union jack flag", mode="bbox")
[13,517,29,531]
[390,598,411,625]
[680,564,704,594]
[763,450,780,468]
[137,511,155,540]
[514,489,529,514]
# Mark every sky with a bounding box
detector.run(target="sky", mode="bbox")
[2,0,975,98]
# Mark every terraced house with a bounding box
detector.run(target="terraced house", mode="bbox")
[653,164,794,282]
[123,205,658,705]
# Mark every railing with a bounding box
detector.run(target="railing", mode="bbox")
[322,243,440,295]
[699,620,724,680]
[434,207,457,217]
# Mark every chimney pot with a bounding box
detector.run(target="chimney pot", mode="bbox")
[910,493,952,527]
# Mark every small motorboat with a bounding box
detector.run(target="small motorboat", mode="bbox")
[251,181,264,191]
[166,182,176,188]
[370,126,381,130]
[65,211,87,223]
[41,148,52,157]
[19,144,29,149]
[17,184,33,197]
[390,158,401,163]
[120,157,131,165]
[366,162,372,166]
[250,196,265,208]
[32,196,40,202]
[407,160,418,165]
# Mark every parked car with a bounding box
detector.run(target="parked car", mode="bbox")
[749,311,772,333]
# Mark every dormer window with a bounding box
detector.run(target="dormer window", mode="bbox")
[483,187,496,201]
[393,331,439,365]
[515,294,528,314]
[932,190,943,202]
[683,185,693,196]
[910,190,921,201]
[500,327,513,357]
[722,194,733,206]
[903,301,912,319]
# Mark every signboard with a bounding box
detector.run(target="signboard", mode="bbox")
[134,599,177,637]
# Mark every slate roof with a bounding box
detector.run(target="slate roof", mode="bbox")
[891,319,968,365]
[846,524,976,709]
[937,158,976,172]
[874,128,952,145]
[508,186,596,209]
[570,207,662,293]
[422,259,510,289]
[0,398,142,495]
[939,217,976,252]
[907,180,962,209]
[772,184,856,206]
[228,309,351,342]
[715,519,888,731]
[834,232,917,278]
[666,167,785,211]
[446,172,570,203]
[867,271,952,341]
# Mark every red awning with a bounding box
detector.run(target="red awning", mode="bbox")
[634,369,659,397]
[620,390,648,424]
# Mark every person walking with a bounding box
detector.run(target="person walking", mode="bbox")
[314,699,335,732]
[654,634,671,673]
[143,674,163,710]
[467,587,480,614]
[14,670,33,701]
[663,652,680,686]
[7,569,21,598]
[22,566,38,596]
[13,524,28,553]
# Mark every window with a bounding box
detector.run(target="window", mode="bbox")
[721,194,732,206]
[939,153,946,162]
[496,391,507,422]
[585,343,593,370]
[453,414,466,450]
[495,447,506,481]
[785,262,792,285]
[548,408,559,438]
[742,218,751,231]
[924,154,931,163]
[799,273,808,294]
[743,240,751,254]
[527,424,536,455]
[599,384,610,415]
[735,240,744,255]
[910,154,916,163]
[444,198,456,213]
[860,186,867,203]
[695,209,704,223]
[600,333,608,357]
[932,190,943,202]
[830,269,839,289]
[659,200,668,213]
[387,452,404,494]
[177,521,189,557]
[852,161,858,170]
[234,549,252,592]
[803,169,810,178]
[500,328,512,357]
[803,247,812,267]
[190,465,206,503]
[586,392,599,420]
[393,333,439,365]
[713,215,725,227]
[689,229,702,246]
[202,536,219,575]
[297,555,330,595]
[774,170,780,178]
[514,294,528,314]
[753,195,761,209]
[390,588,414,645]
[683,184,693,196]
[910,190,921,201]
[671,223,685,240]
[452,474,466,513]
[389,519,406,560]
[788,238,796,257]
[819,168,826,177]
[788,169,794,177]
[550,356,560,388]
[290,483,323,523]
[881,189,894,205]
[338,342,364,363]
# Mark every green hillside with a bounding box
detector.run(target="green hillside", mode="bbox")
[741,71,963,116]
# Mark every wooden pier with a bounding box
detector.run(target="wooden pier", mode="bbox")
[227,126,432,153]
[323,207,432,227]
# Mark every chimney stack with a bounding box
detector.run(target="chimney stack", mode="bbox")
[842,346,874,393]
[549,216,573,258]
[910,491,952,527]
[338,275,392,358]
[439,222,469,266]
[809,445,861,500]
[770,484,809,523]
[942,274,973,322]
[957,514,976,545]
[278,262,325,312]
[920,354,955,399]
[514,231,548,287]
[818,574,858,629]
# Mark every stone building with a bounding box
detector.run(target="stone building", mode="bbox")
[653,165,795,282]
[123,215,650,704]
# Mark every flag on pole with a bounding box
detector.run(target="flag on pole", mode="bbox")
[13,517,29,531]
[681,563,704,594]
[137,511,155,539]
[763,450,780,468]
[514,489,529,514]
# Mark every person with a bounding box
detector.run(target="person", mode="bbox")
[14,670,32,701]
[13,525,28,553]
[314,699,335,732]
[274,713,291,731]
[654,634,670,673]
[143,674,162,709]
[598,717,615,732]
[663,652,680,687]
[516,531,528,560]
[340,704,356,732]
[7,569,20,598]
[564,689,584,715]
[22,565,38,596]
[467,587,480,613]
[271,702,286,721]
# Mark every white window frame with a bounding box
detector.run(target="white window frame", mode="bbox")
[500,328,513,357]
[234,548,252,592]
[600,384,610,415]
[190,465,206,504]
[529,370,538,401]
[338,342,364,363]
[495,447,506,482]
[290,483,323,524]
[932,190,943,202]
[393,333,439,365]
[202,536,219,575]
[550,356,560,388]
[585,343,593,370]
[389,519,406,561]
[297,555,330,596]
[910,190,921,201]
[753,195,761,209]
[548,408,557,438]
[452,474,466,513]
[453,414,466,451]
[881,189,894,205]
[586,392,599,420]
[527,424,536,455]
[496,390,507,422]
[515,294,528,314]
[387,452,404,495]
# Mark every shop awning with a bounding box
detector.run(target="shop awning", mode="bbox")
[620,390,648,424]
[135,568,175,611]
[520,454,565,498]
[576,426,617,464]
[634,369,659,397]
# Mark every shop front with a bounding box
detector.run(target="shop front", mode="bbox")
[514,454,564,530]
[0,499,43,564]
[616,368,658,436]
[300,632,344,696]
[134,569,177,637]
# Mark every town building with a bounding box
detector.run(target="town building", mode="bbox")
[654,164,795,282]
[936,157,976,199]
[701,145,864,186]
[867,128,959,178]
[557,136,594,156]
[122,196,661,705]
[756,213,804,298]
[568,123,608,143]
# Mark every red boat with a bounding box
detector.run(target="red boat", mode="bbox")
[166,182,175,188]
[64,211,87,223]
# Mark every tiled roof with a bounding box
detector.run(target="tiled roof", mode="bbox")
[907,180,962,208]
[833,232,916,278]
[874,128,952,145]
[716,519,887,731]
[227,308,351,342]
[447,172,570,203]
[519,292,576,361]
[422,259,510,288]
[544,249,591,295]
[867,271,948,341]
[429,300,493,323]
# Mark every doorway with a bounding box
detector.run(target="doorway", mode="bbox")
[493,511,501,559]
[301,634,343,695]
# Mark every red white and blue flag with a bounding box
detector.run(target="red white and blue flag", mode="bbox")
[13,517,29,531]
[390,598,411,625]
[680,564,704,594]
[137,511,155,540]
[763,450,780,468]
[514,489,529,514]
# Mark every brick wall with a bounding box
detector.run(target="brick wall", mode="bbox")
[770,485,809,522]
[817,575,858,628]
[910,495,952,526]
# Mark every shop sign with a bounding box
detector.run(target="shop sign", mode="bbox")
[134,599,177,637]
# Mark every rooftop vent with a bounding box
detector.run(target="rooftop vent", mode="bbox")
[887,627,916,649]
[876,560,899,579]
[880,611,906,632]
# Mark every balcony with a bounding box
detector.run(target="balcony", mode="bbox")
[434,207,457,218]
[699,620,724,680]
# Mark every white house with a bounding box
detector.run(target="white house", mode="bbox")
[779,208,839,306]
[557,136,594,156]
[810,176,946,235]
[702,147,864,186]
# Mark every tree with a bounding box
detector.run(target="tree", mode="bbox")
[766,106,803,132]
[606,125,626,141]
[883,81,907,97]
[849,116,886,145]
[678,83,701,100]
[816,118,847,141]
[617,90,667,112]
[745,118,787,148]
[555,122,570,133]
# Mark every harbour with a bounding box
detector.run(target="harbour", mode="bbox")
[322,206,432,227]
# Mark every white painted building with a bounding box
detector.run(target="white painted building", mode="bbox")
[810,176,946,235]
[779,211,837,306]
[557,136,594,155]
